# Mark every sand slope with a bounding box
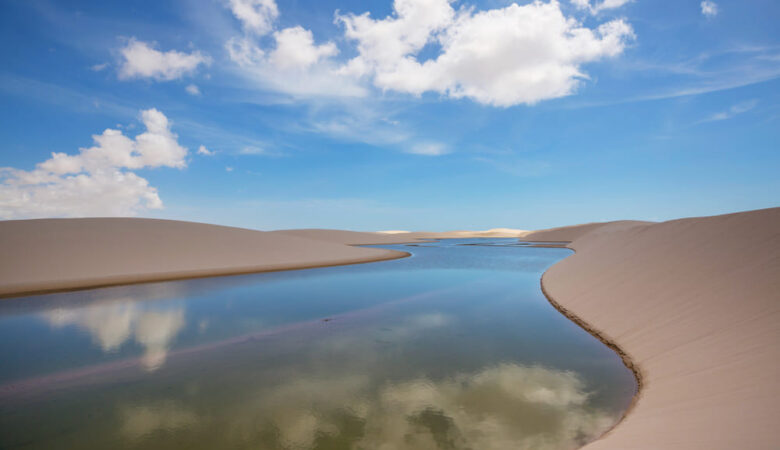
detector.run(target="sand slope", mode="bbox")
[0,218,414,298]
[0,220,535,298]
[520,220,650,242]
[525,208,780,449]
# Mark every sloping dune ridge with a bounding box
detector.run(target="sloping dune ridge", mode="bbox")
[524,207,780,449]
[0,218,418,297]
[0,221,528,297]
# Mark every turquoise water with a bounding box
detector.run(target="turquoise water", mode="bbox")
[0,239,636,449]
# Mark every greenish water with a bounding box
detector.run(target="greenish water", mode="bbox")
[0,239,636,450]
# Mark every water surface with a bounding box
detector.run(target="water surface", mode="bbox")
[0,239,636,449]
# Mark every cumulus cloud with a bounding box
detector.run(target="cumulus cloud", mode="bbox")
[224,0,633,105]
[185,84,201,95]
[228,0,279,35]
[0,108,187,219]
[701,1,718,18]
[338,0,634,106]
[268,26,339,71]
[119,39,210,81]
[224,0,361,98]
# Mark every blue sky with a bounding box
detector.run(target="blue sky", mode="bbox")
[0,0,778,230]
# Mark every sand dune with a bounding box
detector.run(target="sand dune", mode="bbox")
[0,218,418,298]
[525,208,780,449]
[0,220,523,298]
[376,228,530,239]
[2,211,778,448]
[521,220,649,242]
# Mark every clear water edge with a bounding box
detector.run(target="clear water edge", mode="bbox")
[0,239,637,450]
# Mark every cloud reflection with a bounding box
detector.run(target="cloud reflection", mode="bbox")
[143,363,615,449]
[120,402,198,439]
[42,302,185,371]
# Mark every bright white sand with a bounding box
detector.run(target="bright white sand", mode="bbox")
[525,208,780,449]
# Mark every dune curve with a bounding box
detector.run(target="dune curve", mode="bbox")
[525,208,780,449]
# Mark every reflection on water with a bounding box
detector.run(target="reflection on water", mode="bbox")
[42,302,185,370]
[0,239,636,449]
[115,364,612,450]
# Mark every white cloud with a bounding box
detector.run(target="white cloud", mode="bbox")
[337,0,456,80]
[223,1,634,106]
[197,145,215,155]
[225,24,360,98]
[701,99,757,123]
[238,145,287,157]
[406,142,449,156]
[571,0,591,9]
[226,36,266,66]
[228,0,279,35]
[701,1,718,18]
[269,27,339,71]
[118,39,210,81]
[185,84,201,95]
[225,166,234,172]
[238,146,268,155]
[338,0,635,106]
[91,62,109,71]
[0,108,187,219]
[572,0,632,14]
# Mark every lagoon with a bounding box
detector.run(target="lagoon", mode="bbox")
[0,239,635,449]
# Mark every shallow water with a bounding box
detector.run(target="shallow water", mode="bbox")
[0,239,636,450]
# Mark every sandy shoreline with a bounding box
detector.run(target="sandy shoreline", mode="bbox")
[525,208,780,449]
[0,218,421,298]
[0,219,533,298]
[2,210,778,448]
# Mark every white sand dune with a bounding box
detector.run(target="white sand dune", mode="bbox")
[376,228,530,239]
[525,207,780,449]
[0,221,537,297]
[0,218,420,298]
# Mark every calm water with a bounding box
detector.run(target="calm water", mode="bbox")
[0,239,636,450]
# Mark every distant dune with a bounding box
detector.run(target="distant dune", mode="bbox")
[271,228,421,245]
[525,208,780,449]
[377,228,530,239]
